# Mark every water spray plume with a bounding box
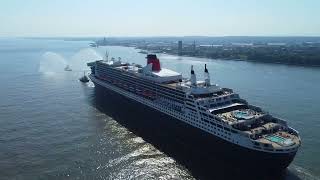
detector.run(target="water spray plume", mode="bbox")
[39,52,67,74]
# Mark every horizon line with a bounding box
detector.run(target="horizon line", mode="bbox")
[2,35,320,39]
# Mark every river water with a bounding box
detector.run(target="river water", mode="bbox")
[0,38,319,179]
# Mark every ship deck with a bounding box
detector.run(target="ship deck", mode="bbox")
[217,107,300,149]
[254,131,300,149]
[162,82,180,89]
[216,107,264,124]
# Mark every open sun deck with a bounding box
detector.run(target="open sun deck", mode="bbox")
[254,131,300,149]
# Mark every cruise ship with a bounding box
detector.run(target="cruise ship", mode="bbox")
[87,54,301,170]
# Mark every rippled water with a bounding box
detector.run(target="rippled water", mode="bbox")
[0,38,319,179]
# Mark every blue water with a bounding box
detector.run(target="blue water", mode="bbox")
[0,38,319,179]
[233,111,252,119]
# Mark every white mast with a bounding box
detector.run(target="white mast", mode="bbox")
[105,50,109,61]
[204,64,211,86]
[191,65,197,87]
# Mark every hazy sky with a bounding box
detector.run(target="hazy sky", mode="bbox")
[1,0,319,37]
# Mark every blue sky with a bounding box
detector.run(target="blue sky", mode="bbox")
[0,0,319,37]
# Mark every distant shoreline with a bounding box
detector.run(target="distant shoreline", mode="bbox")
[135,48,320,68]
[90,36,320,68]
[21,37,320,68]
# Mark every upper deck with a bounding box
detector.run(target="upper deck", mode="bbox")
[216,107,265,124]
[254,130,300,149]
[97,59,183,84]
[89,54,301,152]
[91,54,235,100]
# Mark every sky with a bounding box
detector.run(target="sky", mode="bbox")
[0,0,319,37]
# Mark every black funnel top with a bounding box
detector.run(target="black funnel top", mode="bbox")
[205,64,208,73]
[146,54,157,59]
[191,65,194,74]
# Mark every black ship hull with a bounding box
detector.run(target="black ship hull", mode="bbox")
[91,80,297,180]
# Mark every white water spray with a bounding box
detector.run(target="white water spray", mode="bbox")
[69,48,102,71]
[39,52,67,74]
[39,48,102,75]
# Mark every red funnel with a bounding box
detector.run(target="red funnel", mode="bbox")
[146,54,161,71]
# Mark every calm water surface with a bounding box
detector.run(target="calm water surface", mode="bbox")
[0,38,319,179]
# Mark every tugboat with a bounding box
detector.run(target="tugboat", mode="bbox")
[79,71,89,83]
[64,65,72,71]
[89,42,98,48]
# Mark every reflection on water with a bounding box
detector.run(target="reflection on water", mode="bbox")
[89,88,193,180]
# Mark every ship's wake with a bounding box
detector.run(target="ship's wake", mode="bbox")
[288,165,320,180]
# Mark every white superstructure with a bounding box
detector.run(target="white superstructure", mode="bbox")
[88,54,301,157]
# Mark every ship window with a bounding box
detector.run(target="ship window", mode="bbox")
[210,122,216,126]
[231,130,237,134]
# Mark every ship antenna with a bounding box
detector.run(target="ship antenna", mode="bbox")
[191,65,197,87]
[105,50,109,62]
[204,64,210,86]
